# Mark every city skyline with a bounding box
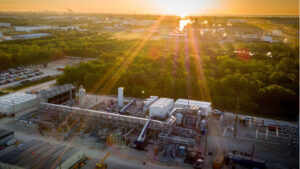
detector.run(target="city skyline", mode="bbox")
[0,0,299,16]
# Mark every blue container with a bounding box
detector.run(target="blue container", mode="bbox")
[179,146,186,156]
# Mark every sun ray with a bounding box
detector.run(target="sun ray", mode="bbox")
[97,16,166,94]
[188,24,211,101]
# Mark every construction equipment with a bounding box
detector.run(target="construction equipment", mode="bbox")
[193,158,204,169]
[95,153,110,169]
[69,156,90,169]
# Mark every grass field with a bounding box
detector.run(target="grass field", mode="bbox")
[113,32,144,39]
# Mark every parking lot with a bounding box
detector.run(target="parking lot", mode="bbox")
[0,56,93,89]
[0,66,44,89]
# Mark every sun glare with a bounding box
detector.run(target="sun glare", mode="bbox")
[179,19,192,31]
[156,0,213,17]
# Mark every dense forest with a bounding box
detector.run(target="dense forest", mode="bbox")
[54,33,299,120]
[0,31,129,70]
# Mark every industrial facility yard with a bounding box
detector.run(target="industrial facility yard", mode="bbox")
[0,6,298,169]
[0,86,298,169]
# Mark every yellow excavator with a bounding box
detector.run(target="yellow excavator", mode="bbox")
[95,153,110,169]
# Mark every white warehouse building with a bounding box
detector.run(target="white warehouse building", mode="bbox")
[0,23,11,27]
[174,99,212,116]
[0,93,38,116]
[149,98,174,119]
[14,26,52,32]
[11,33,51,40]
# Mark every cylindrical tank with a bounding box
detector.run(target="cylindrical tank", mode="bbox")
[175,113,183,125]
[178,146,186,157]
[154,146,159,156]
[78,85,86,106]
[200,119,206,129]
[118,87,124,107]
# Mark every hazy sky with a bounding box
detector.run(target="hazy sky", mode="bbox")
[0,0,299,15]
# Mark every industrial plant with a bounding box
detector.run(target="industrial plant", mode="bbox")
[0,84,298,169]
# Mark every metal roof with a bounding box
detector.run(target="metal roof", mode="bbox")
[0,129,14,139]
[39,84,74,99]
[0,140,80,169]
[175,99,211,108]
[0,93,37,108]
[150,98,174,109]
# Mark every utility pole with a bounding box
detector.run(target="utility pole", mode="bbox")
[141,90,145,108]
[188,95,190,109]
[12,100,15,136]
[234,98,239,139]
[251,144,254,161]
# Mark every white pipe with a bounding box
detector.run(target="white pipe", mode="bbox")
[137,117,151,142]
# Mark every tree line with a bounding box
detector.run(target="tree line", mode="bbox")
[56,36,299,120]
[0,30,298,120]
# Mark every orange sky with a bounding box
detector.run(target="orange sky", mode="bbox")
[0,0,299,15]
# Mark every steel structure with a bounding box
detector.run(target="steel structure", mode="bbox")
[39,84,75,105]
[39,102,197,146]
[40,102,166,130]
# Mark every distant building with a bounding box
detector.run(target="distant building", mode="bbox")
[11,33,51,40]
[261,36,278,43]
[132,28,145,33]
[55,26,80,31]
[0,23,11,27]
[168,33,187,41]
[14,26,52,32]
[228,19,247,23]
[242,34,258,40]
[272,30,282,36]
[136,20,156,26]
[200,28,215,35]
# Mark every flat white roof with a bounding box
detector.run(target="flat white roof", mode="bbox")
[175,99,211,107]
[0,93,37,108]
[150,98,174,109]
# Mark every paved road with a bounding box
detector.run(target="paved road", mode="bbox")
[16,79,56,93]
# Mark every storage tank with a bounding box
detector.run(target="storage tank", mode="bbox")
[175,113,183,125]
[78,85,86,106]
[118,87,124,107]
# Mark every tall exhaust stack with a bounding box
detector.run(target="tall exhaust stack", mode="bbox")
[118,87,124,107]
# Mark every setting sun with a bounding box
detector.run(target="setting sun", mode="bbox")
[155,0,214,17]
[0,0,298,169]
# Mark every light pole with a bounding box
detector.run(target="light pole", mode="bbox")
[187,95,190,109]
[141,90,145,108]
[12,100,15,136]
[234,98,239,139]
